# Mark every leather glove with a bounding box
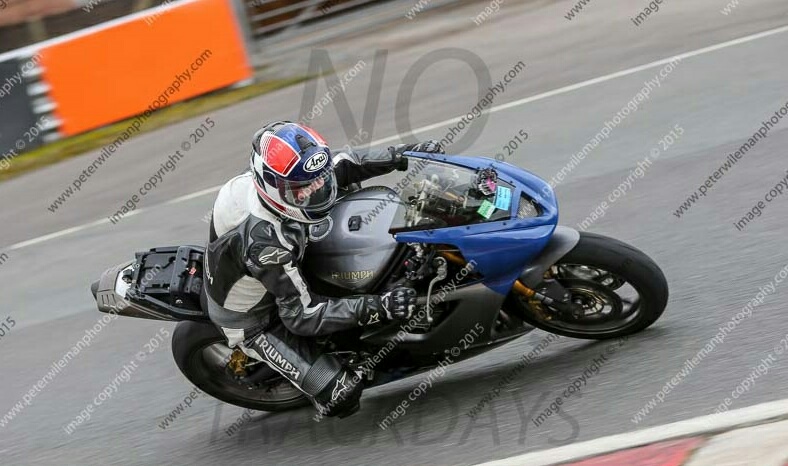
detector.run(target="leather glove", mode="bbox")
[359,287,418,326]
[389,140,445,171]
[380,287,417,321]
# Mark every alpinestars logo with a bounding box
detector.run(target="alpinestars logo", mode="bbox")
[332,372,349,402]
[256,335,301,380]
[366,312,380,325]
[205,259,214,285]
[258,247,292,265]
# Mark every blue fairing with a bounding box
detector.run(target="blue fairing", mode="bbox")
[393,153,559,295]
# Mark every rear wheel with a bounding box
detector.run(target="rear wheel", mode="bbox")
[505,232,669,340]
[171,321,310,411]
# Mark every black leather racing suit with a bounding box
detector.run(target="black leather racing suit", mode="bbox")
[204,147,401,416]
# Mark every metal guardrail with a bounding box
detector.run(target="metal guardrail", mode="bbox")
[241,0,464,77]
[244,0,381,38]
[0,0,169,54]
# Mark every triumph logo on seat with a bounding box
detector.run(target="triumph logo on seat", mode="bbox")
[304,152,328,172]
[256,335,302,380]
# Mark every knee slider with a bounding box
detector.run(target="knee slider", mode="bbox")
[303,355,362,417]
[302,354,343,397]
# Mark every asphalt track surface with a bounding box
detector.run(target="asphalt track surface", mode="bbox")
[2,0,788,464]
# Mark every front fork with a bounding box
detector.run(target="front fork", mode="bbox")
[512,226,583,318]
[513,271,582,318]
[438,251,577,317]
[440,225,582,317]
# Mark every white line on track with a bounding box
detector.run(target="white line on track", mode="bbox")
[370,23,788,146]
[6,23,788,252]
[475,397,788,466]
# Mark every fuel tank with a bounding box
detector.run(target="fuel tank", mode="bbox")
[303,187,401,293]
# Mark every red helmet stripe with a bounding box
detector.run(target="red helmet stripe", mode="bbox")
[255,182,310,221]
[302,126,327,146]
[260,133,300,176]
[254,181,287,211]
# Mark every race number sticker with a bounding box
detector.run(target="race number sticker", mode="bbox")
[478,200,496,219]
[494,186,512,211]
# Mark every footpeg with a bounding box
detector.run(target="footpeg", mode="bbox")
[228,349,248,377]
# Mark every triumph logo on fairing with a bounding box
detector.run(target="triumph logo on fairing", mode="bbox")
[331,270,374,282]
[257,335,301,380]
[304,152,328,172]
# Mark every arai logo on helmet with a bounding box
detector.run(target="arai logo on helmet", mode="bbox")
[304,152,328,172]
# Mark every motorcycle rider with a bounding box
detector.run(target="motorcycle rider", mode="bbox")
[204,121,445,418]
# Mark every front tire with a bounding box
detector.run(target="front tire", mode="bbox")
[505,232,669,340]
[172,321,310,411]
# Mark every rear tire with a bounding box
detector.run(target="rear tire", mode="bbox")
[172,321,310,411]
[506,232,669,340]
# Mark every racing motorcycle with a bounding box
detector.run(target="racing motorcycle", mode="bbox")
[91,153,668,412]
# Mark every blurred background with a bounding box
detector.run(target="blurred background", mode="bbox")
[0,0,425,157]
[3,0,788,464]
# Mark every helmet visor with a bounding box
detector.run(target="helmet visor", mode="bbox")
[280,170,337,213]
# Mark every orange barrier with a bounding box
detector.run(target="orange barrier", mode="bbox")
[39,0,252,136]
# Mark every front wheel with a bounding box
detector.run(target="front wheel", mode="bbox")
[505,232,669,340]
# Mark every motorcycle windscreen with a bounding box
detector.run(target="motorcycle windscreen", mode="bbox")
[389,157,513,234]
